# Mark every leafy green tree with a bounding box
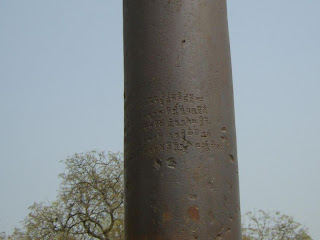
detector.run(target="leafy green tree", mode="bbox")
[22,201,75,240]
[4,151,124,240]
[0,232,6,240]
[242,210,312,240]
[57,151,124,240]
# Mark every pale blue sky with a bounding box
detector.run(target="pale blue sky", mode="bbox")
[0,0,319,238]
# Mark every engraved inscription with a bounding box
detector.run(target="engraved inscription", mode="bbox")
[142,92,226,154]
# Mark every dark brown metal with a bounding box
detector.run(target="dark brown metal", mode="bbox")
[123,0,241,239]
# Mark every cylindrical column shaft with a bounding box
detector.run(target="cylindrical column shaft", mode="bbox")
[124,0,241,239]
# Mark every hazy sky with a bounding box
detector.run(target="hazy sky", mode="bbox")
[1,0,319,238]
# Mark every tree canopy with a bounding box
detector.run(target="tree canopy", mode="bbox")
[242,210,312,240]
[3,151,124,240]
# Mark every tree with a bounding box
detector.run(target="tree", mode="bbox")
[0,232,6,240]
[57,151,124,240]
[21,201,76,240]
[242,210,312,240]
[5,151,124,240]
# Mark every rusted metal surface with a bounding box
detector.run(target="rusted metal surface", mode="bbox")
[123,0,241,239]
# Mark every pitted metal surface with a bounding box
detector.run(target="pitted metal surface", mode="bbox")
[124,0,241,239]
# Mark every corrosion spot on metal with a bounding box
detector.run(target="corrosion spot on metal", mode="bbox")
[208,210,215,224]
[154,158,162,170]
[229,154,235,164]
[227,179,233,190]
[221,127,227,133]
[188,206,200,221]
[189,194,197,200]
[214,233,222,240]
[163,210,172,223]
[166,157,177,168]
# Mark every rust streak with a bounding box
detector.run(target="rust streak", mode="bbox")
[188,206,200,221]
